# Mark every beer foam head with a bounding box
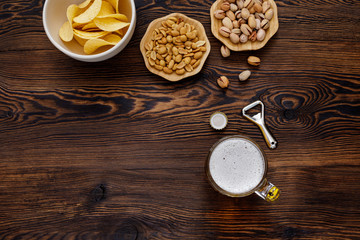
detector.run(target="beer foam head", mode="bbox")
[209,137,266,195]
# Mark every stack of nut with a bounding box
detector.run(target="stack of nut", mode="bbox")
[214,0,274,44]
[144,17,207,75]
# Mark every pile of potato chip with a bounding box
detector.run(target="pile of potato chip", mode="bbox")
[59,0,130,54]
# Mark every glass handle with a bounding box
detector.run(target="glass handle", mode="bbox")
[255,179,280,202]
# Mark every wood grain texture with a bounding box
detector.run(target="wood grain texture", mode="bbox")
[0,0,359,239]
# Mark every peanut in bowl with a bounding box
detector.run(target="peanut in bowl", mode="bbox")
[140,13,211,82]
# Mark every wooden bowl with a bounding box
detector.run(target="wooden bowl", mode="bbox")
[140,13,211,82]
[210,0,279,51]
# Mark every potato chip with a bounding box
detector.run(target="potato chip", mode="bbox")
[73,0,102,24]
[59,4,80,42]
[73,29,108,39]
[84,38,116,54]
[97,13,128,22]
[94,17,130,32]
[59,21,73,42]
[67,4,80,21]
[78,0,92,9]
[59,0,129,54]
[103,34,122,44]
[116,29,125,37]
[73,35,88,46]
[72,22,86,28]
[82,22,98,30]
[97,1,115,17]
[105,0,119,13]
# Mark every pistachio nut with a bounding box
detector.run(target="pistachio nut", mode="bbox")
[217,76,230,88]
[239,70,251,81]
[238,18,246,25]
[244,0,254,9]
[232,28,241,35]
[221,1,230,11]
[262,1,271,14]
[265,9,274,20]
[248,15,256,29]
[230,32,240,43]
[253,3,262,13]
[240,24,252,35]
[222,17,234,30]
[233,20,240,28]
[249,6,256,14]
[249,31,257,41]
[256,28,265,41]
[236,0,244,9]
[234,10,242,19]
[261,19,269,29]
[226,10,236,21]
[214,9,226,19]
[240,33,248,43]
[230,3,238,12]
[255,18,261,30]
[255,12,265,20]
[220,45,231,58]
[247,56,261,66]
[219,26,231,37]
[241,8,250,20]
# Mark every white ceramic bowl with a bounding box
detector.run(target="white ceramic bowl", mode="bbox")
[42,0,136,62]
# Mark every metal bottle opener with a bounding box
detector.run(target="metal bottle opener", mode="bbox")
[242,100,277,149]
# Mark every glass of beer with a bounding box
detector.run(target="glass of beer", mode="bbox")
[206,135,280,202]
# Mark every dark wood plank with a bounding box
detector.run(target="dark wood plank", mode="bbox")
[0,0,359,239]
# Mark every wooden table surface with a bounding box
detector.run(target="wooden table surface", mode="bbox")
[1,0,359,239]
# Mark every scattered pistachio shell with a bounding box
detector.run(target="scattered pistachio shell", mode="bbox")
[247,56,261,66]
[239,70,251,81]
